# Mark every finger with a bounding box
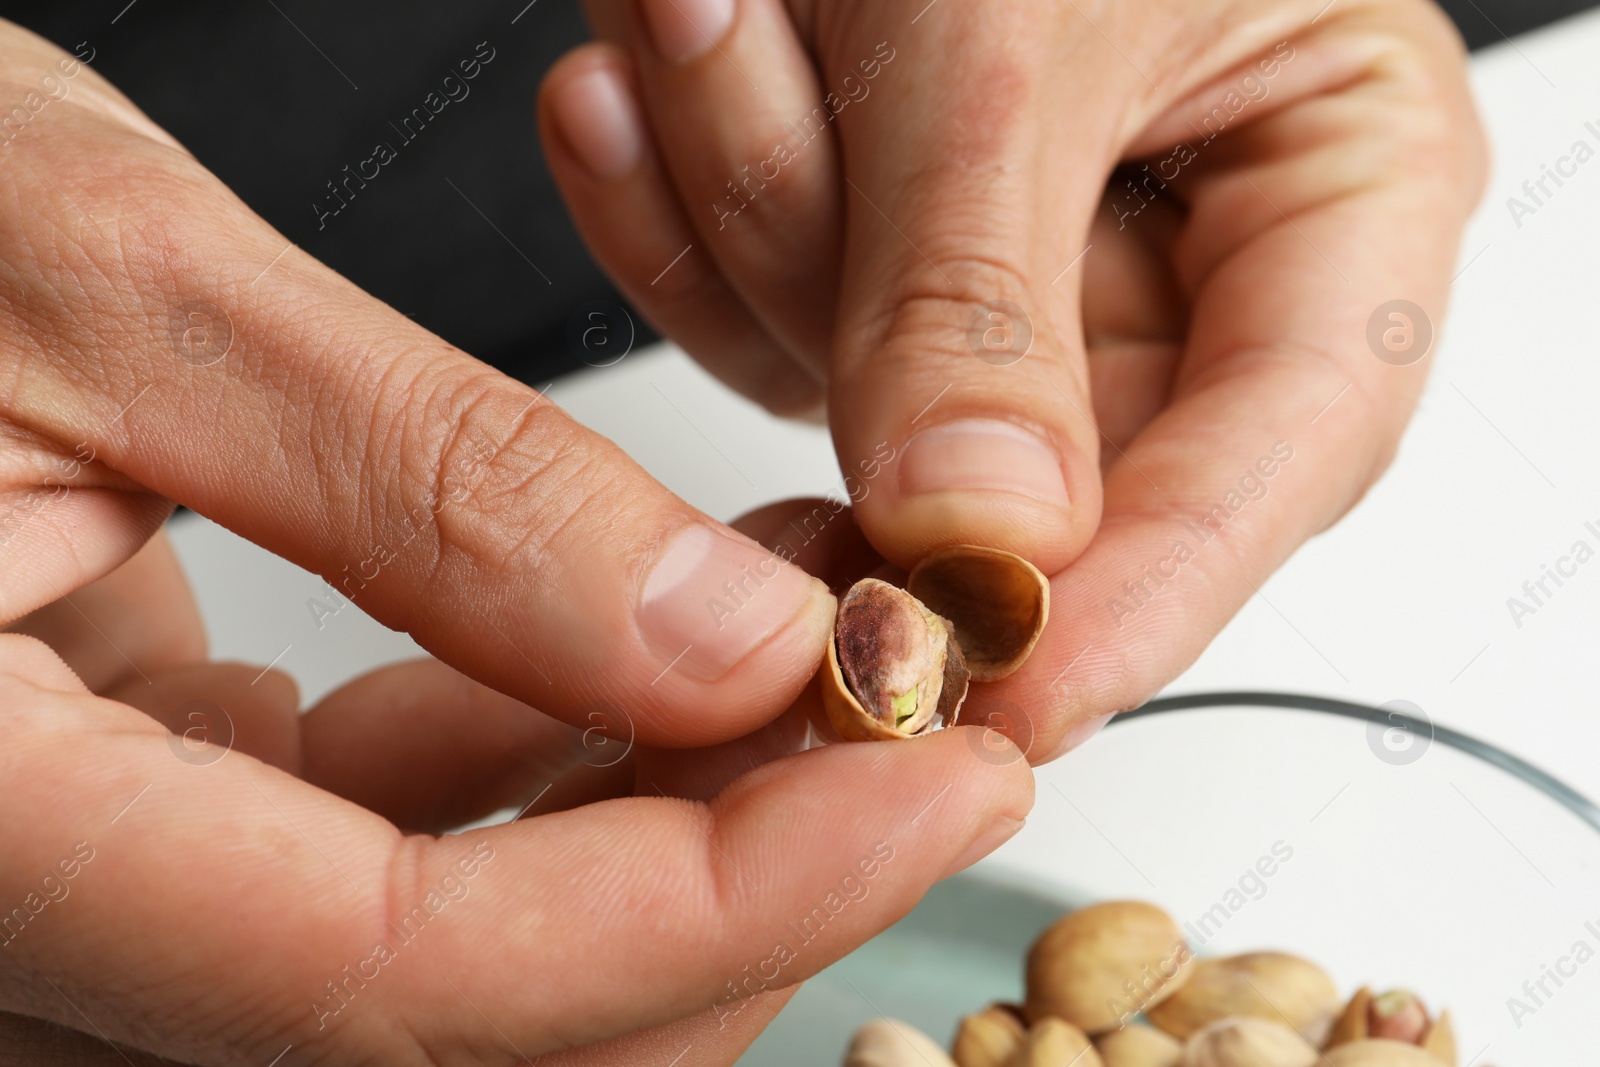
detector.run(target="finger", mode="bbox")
[536,989,795,1067]
[980,4,1486,761]
[4,524,205,693]
[539,43,825,417]
[625,0,844,375]
[0,652,1031,1064]
[820,5,1126,573]
[108,655,614,833]
[104,662,301,774]
[0,44,833,747]
[297,658,593,832]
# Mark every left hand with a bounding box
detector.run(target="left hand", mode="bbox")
[539,0,1487,760]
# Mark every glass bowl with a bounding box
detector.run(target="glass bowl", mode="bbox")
[743,693,1600,1064]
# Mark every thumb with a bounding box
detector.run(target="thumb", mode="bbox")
[821,3,1129,573]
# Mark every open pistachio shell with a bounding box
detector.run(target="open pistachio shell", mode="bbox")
[823,578,970,741]
[907,546,1049,680]
[1326,987,1373,1047]
[1420,1010,1456,1065]
[1145,952,1339,1045]
[1326,989,1454,1065]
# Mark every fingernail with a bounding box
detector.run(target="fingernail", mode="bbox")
[641,0,736,63]
[638,524,832,683]
[1046,712,1113,761]
[550,65,644,180]
[899,419,1070,507]
[940,815,1024,880]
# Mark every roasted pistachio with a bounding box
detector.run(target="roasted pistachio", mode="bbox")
[906,545,1049,680]
[1327,988,1455,1065]
[1024,901,1193,1034]
[844,1018,959,1067]
[823,578,970,741]
[1145,952,1339,1045]
[1321,1040,1449,1066]
[952,1004,1027,1067]
[1178,1017,1318,1067]
[1095,1024,1182,1067]
[1004,1017,1103,1067]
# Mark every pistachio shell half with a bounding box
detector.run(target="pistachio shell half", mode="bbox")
[1005,1017,1103,1067]
[907,546,1049,680]
[1320,1040,1448,1066]
[1327,988,1455,1065]
[844,1018,958,1067]
[952,1004,1027,1067]
[1024,901,1193,1034]
[1145,952,1339,1045]
[1178,1017,1318,1067]
[1096,1024,1182,1067]
[823,578,970,741]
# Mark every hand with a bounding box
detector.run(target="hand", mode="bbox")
[539,0,1487,758]
[0,22,1031,1065]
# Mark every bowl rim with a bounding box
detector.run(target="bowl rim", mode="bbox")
[1120,690,1600,835]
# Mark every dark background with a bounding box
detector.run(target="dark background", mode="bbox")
[3,0,1595,385]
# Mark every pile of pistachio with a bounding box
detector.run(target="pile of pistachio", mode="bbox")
[843,901,1469,1067]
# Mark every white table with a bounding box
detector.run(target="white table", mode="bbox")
[168,9,1600,1060]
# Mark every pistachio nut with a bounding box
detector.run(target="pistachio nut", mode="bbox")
[1024,901,1193,1034]
[1145,952,1339,1044]
[1004,1017,1103,1067]
[1321,1040,1450,1066]
[906,545,1050,680]
[844,1018,959,1067]
[1178,1017,1318,1067]
[1095,1024,1182,1067]
[1327,988,1455,1065]
[822,578,970,741]
[953,1004,1027,1067]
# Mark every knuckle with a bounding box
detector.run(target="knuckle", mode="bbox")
[391,366,644,584]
